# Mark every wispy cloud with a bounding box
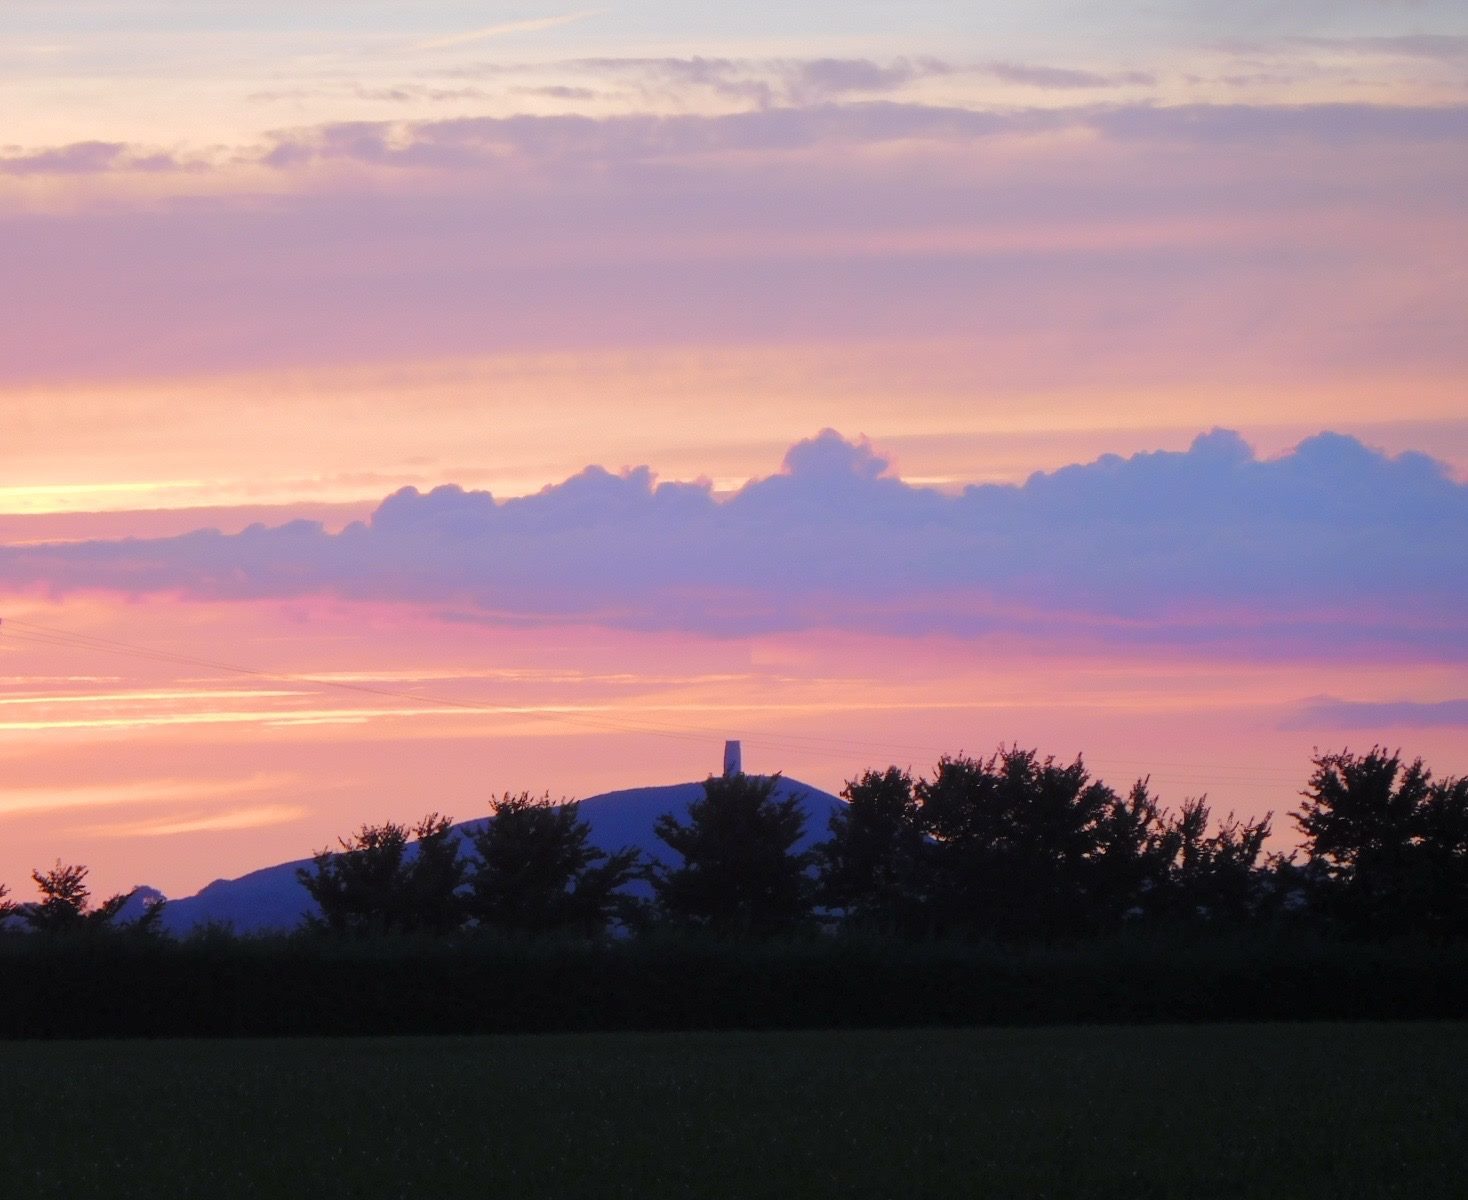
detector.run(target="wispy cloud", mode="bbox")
[353,85,494,104]
[0,706,446,735]
[0,688,299,707]
[247,102,1468,174]
[460,55,1137,104]
[1282,696,1468,730]
[0,774,294,817]
[1256,34,1468,62]
[11,102,1465,181]
[412,9,606,53]
[982,62,1154,89]
[0,140,188,176]
[72,803,308,838]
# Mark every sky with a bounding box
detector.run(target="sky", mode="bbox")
[0,1,1465,899]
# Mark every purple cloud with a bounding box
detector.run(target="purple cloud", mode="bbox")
[0,141,186,176]
[6,101,1465,183]
[1282,697,1468,730]
[252,102,1467,173]
[471,55,1144,102]
[789,57,956,100]
[1094,103,1468,144]
[1,430,1463,656]
[982,63,1148,89]
[451,55,957,106]
[257,104,1038,172]
[2,101,1458,203]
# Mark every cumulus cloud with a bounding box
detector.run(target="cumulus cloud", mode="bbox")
[2,430,1463,657]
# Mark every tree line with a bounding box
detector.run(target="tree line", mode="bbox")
[3,743,1463,944]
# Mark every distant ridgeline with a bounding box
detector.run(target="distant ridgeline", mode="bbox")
[158,776,838,936]
[1,744,1467,1037]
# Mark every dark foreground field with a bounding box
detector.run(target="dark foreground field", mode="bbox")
[4,1023,1464,1199]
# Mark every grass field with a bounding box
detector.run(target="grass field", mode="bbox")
[3,1023,1465,1198]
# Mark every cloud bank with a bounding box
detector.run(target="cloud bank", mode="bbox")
[3,430,1463,657]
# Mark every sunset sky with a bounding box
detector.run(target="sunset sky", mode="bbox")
[1,0,1465,899]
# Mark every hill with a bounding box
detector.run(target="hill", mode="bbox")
[157,776,844,934]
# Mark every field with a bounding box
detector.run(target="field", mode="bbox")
[3,1024,1465,1198]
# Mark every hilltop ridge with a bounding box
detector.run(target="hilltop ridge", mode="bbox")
[155,776,844,934]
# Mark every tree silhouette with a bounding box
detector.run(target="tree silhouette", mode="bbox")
[914,748,1129,939]
[1417,772,1468,934]
[816,767,928,934]
[1089,779,1179,926]
[1160,798,1272,923]
[1295,747,1468,933]
[464,793,641,937]
[298,814,466,935]
[17,861,151,933]
[403,814,469,934]
[654,773,814,937]
[820,756,1277,935]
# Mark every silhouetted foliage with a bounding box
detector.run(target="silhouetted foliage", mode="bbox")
[298,814,467,935]
[816,767,928,934]
[464,793,642,937]
[654,773,814,937]
[1156,798,1272,924]
[1294,747,1468,934]
[1086,779,1179,926]
[409,815,472,935]
[913,748,1155,939]
[15,861,155,934]
[1418,772,1468,932]
[818,755,1275,938]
